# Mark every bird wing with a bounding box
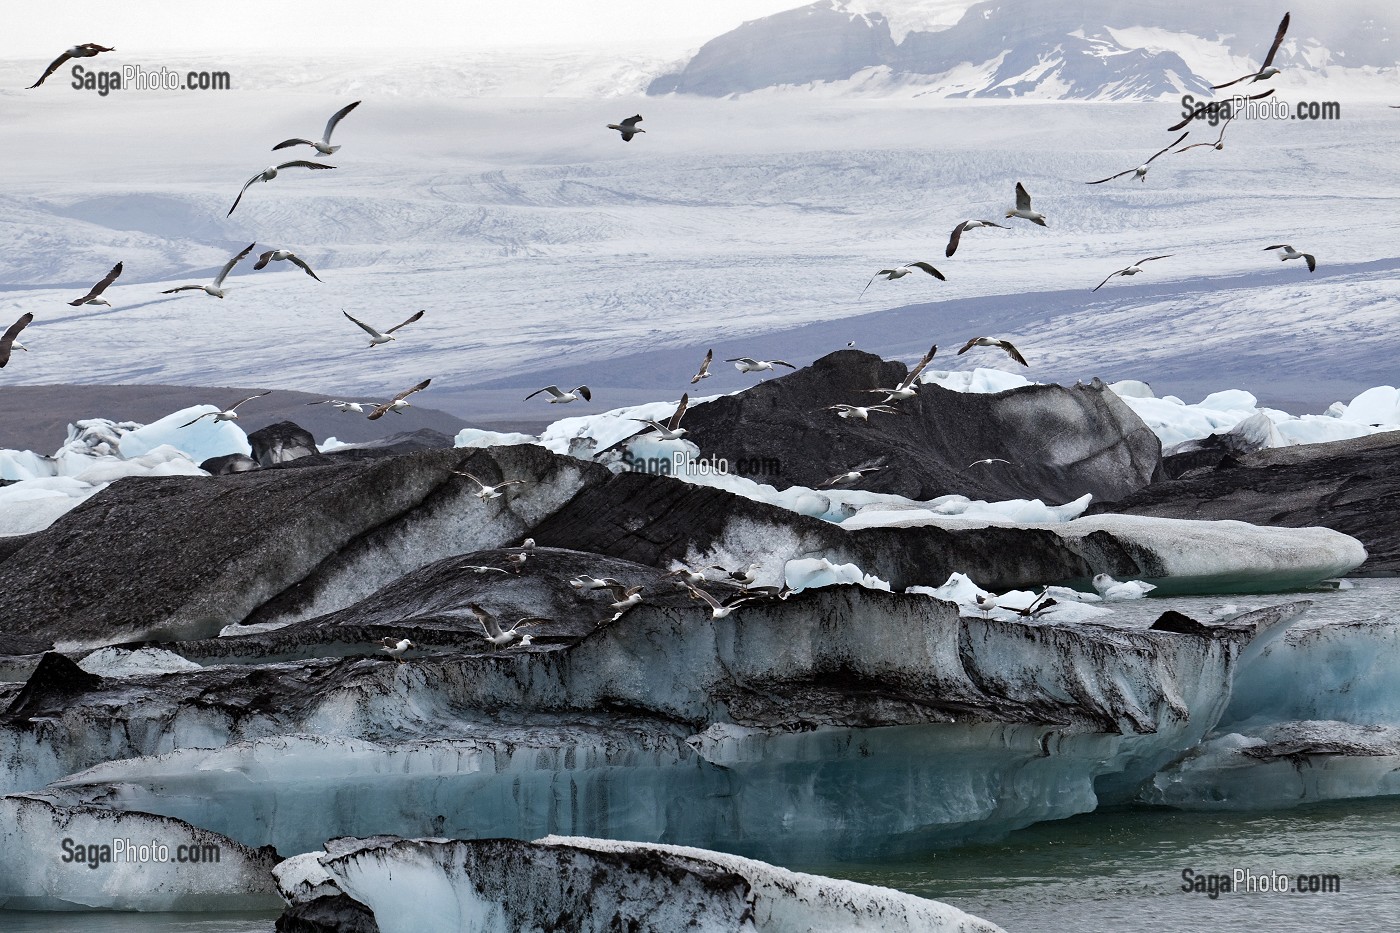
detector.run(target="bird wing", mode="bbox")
[0,313,34,367]
[227,390,271,412]
[1261,12,1291,69]
[271,138,316,151]
[956,338,982,355]
[452,471,487,489]
[525,385,563,400]
[288,254,321,281]
[574,386,592,401]
[214,243,256,286]
[724,358,757,365]
[1263,244,1289,251]
[343,310,381,337]
[178,411,216,429]
[228,174,263,216]
[945,222,965,258]
[602,583,631,601]
[392,378,431,402]
[276,160,336,171]
[384,310,425,334]
[1304,254,1317,272]
[28,50,75,88]
[496,480,529,489]
[1211,73,1251,90]
[471,606,504,639]
[1146,132,1190,164]
[253,250,275,270]
[366,404,391,420]
[620,115,643,128]
[900,343,939,389]
[77,261,123,302]
[667,393,690,431]
[1091,271,1121,292]
[1086,168,1134,185]
[907,261,946,280]
[858,273,884,298]
[1015,182,1032,210]
[684,585,722,610]
[160,285,203,294]
[1216,115,1235,144]
[770,360,796,369]
[323,100,361,144]
[691,348,712,383]
[1174,140,1211,152]
[999,340,1029,366]
[1138,255,1173,264]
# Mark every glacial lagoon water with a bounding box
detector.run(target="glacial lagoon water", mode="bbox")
[4,797,1397,931]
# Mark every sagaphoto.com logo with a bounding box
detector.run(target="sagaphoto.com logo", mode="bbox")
[1179,93,1341,124]
[73,64,232,96]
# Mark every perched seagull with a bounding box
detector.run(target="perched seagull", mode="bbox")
[253,249,321,281]
[570,574,623,591]
[367,378,432,420]
[379,636,415,663]
[634,393,690,440]
[227,161,335,217]
[711,562,760,587]
[860,261,945,298]
[824,403,900,421]
[965,458,1012,470]
[683,584,758,619]
[690,349,714,385]
[866,343,937,402]
[606,115,645,141]
[1092,255,1174,292]
[272,100,361,155]
[974,593,999,618]
[1264,244,1317,272]
[0,313,34,368]
[452,470,528,501]
[1175,115,1235,150]
[68,262,122,307]
[957,337,1029,367]
[518,538,536,550]
[28,44,114,88]
[605,583,644,611]
[161,243,255,299]
[343,309,425,347]
[468,603,545,649]
[307,399,370,413]
[525,384,591,404]
[1213,13,1291,89]
[178,390,271,428]
[1005,182,1047,226]
[946,220,1008,258]
[505,551,530,571]
[727,357,794,374]
[1086,133,1188,185]
[1092,573,1157,600]
[818,465,884,488]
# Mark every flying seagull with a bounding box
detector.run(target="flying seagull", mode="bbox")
[1092,255,1174,292]
[666,563,708,586]
[468,603,545,649]
[379,636,415,663]
[819,464,884,488]
[68,262,122,307]
[253,249,321,281]
[866,343,937,402]
[1213,13,1291,89]
[1264,244,1316,272]
[28,44,114,88]
[367,378,432,419]
[228,161,335,217]
[178,390,271,428]
[161,243,256,299]
[824,403,900,421]
[604,583,644,611]
[965,458,1012,470]
[307,399,370,413]
[571,574,623,591]
[1175,115,1235,151]
[452,470,528,500]
[683,584,759,619]
[690,349,713,385]
[525,384,591,404]
[727,357,794,374]
[272,100,361,155]
[958,337,1028,367]
[860,261,945,298]
[0,313,34,368]
[946,220,1008,258]
[607,115,645,141]
[633,393,691,440]
[1086,132,1188,184]
[343,309,424,347]
[1005,182,1047,226]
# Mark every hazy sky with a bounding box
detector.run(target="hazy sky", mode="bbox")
[12,1,817,56]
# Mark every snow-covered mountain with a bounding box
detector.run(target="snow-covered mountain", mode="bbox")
[649,0,1400,99]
